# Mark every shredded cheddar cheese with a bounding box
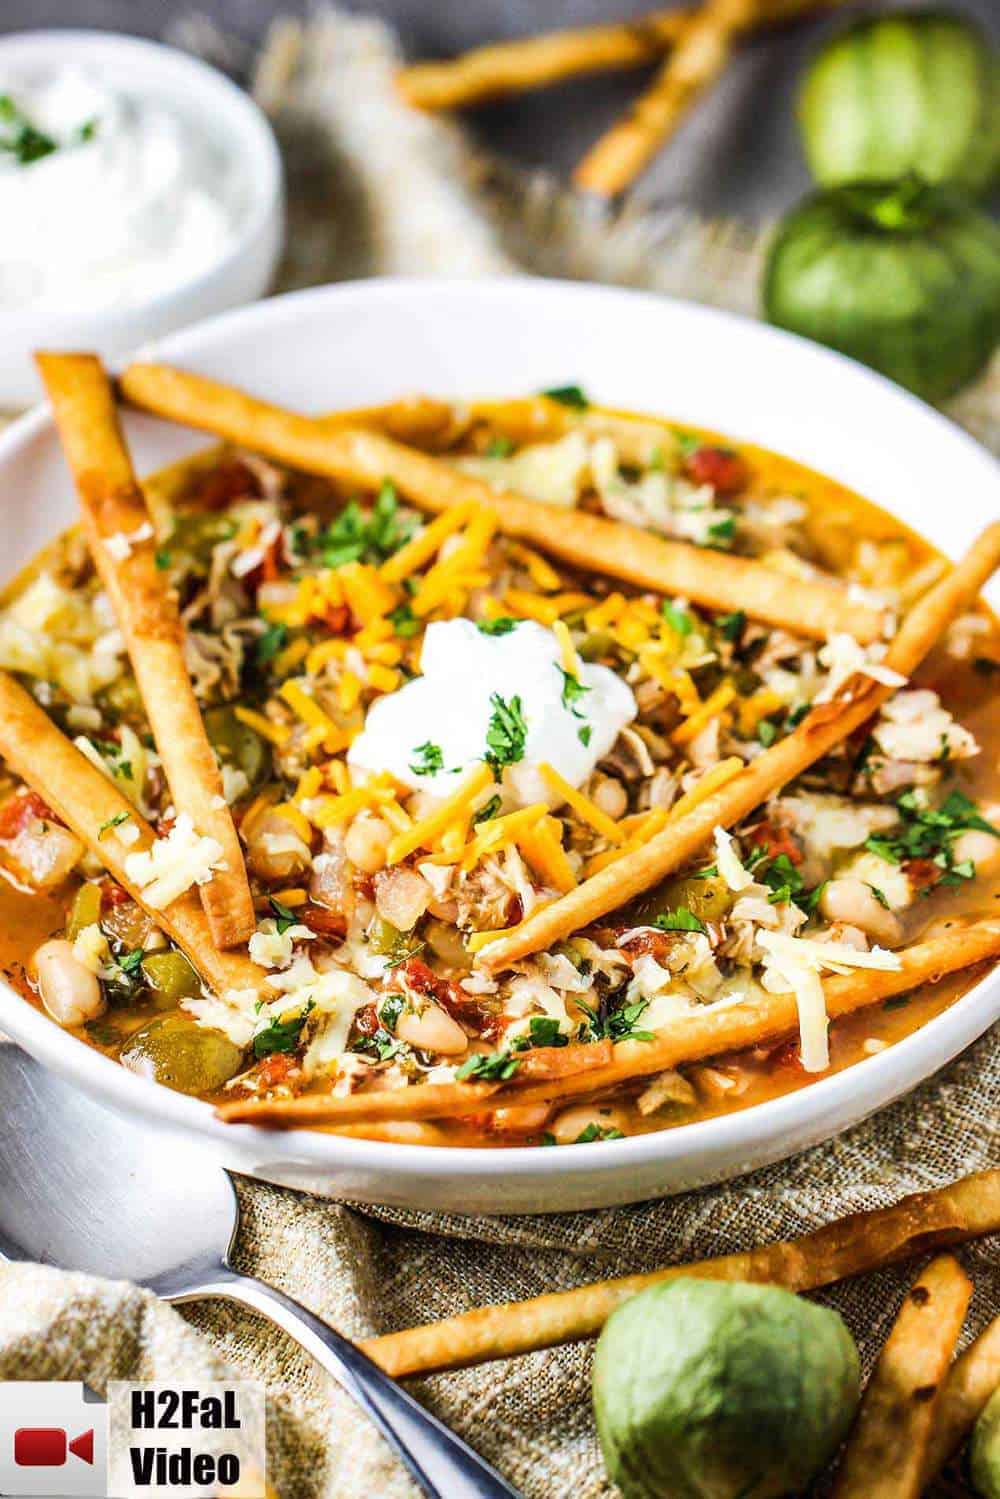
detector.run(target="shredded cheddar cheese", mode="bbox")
[386,763,494,863]
[233,706,291,747]
[671,682,736,744]
[538,762,625,844]
[378,502,477,583]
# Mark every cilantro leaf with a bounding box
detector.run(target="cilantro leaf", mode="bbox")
[472,795,502,825]
[485,436,515,458]
[476,617,519,637]
[654,907,706,933]
[577,997,653,1044]
[864,788,998,881]
[661,600,693,637]
[269,897,299,935]
[542,384,589,410]
[410,741,444,777]
[98,811,131,839]
[117,948,145,975]
[574,1123,625,1143]
[485,693,527,774]
[0,94,57,165]
[389,603,420,638]
[317,481,412,567]
[705,515,736,549]
[255,621,289,666]
[511,1016,567,1051]
[456,1050,520,1081]
[715,609,746,643]
[254,1002,313,1058]
[578,725,592,747]
[558,666,591,720]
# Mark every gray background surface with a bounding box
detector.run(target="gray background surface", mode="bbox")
[0,1,997,218]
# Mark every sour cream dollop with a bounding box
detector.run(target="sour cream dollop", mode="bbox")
[0,68,247,307]
[348,618,637,807]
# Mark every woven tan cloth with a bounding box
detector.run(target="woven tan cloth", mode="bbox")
[1,10,997,1497]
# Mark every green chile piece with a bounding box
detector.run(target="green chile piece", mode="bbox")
[97,674,144,722]
[799,12,999,197]
[971,1384,1000,1498]
[765,179,1000,404]
[202,705,270,792]
[120,1013,244,1095]
[631,873,733,927]
[141,951,202,1010]
[593,1279,860,1499]
[66,882,102,941]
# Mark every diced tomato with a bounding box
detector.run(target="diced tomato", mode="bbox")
[904,858,942,893]
[750,821,804,866]
[683,445,750,495]
[186,459,261,511]
[298,902,347,940]
[353,1002,381,1037]
[616,929,682,962]
[101,881,132,909]
[0,790,59,840]
[401,956,471,1021]
[322,603,354,637]
[255,1053,296,1089]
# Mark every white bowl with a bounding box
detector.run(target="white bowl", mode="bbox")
[0,30,284,409]
[1,277,997,1214]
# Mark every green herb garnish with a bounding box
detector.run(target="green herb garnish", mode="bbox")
[269,897,299,935]
[864,787,998,884]
[574,1123,625,1143]
[98,811,131,839]
[255,621,289,666]
[456,1050,520,1081]
[410,741,444,777]
[485,693,528,774]
[705,515,736,548]
[0,95,57,165]
[559,666,590,720]
[715,609,746,643]
[254,1002,313,1058]
[389,603,421,638]
[654,907,707,933]
[485,435,515,458]
[472,795,502,825]
[661,600,693,637]
[317,481,412,567]
[578,725,592,747]
[542,384,589,409]
[476,617,519,637]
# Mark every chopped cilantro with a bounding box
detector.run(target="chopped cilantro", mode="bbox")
[785,703,810,730]
[98,811,130,839]
[476,617,519,637]
[317,481,412,567]
[154,549,172,571]
[485,435,514,458]
[512,1016,567,1050]
[472,795,502,825]
[868,884,891,909]
[117,948,145,976]
[255,621,289,666]
[269,897,299,935]
[558,666,590,720]
[254,1002,313,1058]
[674,430,701,458]
[705,515,736,548]
[574,1123,625,1143]
[578,725,592,747]
[384,939,426,970]
[577,997,653,1044]
[864,787,999,882]
[114,761,133,781]
[757,720,778,748]
[542,384,589,410]
[654,907,706,933]
[76,117,99,143]
[353,1028,406,1063]
[378,994,406,1030]
[661,600,693,637]
[715,610,746,643]
[538,1132,558,1146]
[485,693,527,774]
[410,741,444,777]
[456,1050,520,1081]
[389,603,421,638]
[0,95,57,165]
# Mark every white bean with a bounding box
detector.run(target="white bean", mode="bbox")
[397,1003,468,1055]
[490,1103,553,1134]
[34,939,106,1027]
[344,813,392,874]
[245,810,311,883]
[551,1102,631,1145]
[819,878,903,946]
[591,775,628,820]
[952,828,1000,875]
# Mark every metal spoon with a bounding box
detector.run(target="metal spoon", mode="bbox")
[0,1046,518,1499]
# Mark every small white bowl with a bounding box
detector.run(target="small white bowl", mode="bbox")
[0,30,284,408]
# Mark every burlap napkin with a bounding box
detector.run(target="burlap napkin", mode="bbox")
[1,10,997,1496]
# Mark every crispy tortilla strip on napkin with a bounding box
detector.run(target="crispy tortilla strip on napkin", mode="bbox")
[831,1254,973,1499]
[117,361,884,643]
[37,353,255,950]
[359,1173,999,1377]
[215,922,1000,1127]
[922,1314,1000,1485]
[0,672,266,999]
[397,10,694,111]
[481,519,1000,969]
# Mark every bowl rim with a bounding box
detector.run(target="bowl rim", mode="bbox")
[0,28,283,325]
[0,272,997,1199]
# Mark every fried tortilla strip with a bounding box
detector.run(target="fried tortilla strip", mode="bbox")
[466,396,683,469]
[118,361,884,643]
[830,1254,973,1498]
[318,393,464,450]
[922,1314,1000,1484]
[573,0,756,197]
[482,520,1000,968]
[397,10,694,111]
[0,672,266,998]
[397,0,848,112]
[38,353,255,950]
[357,1174,998,1377]
[216,923,1000,1127]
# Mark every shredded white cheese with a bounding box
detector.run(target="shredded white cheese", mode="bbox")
[814,633,906,705]
[124,812,225,908]
[103,522,154,562]
[713,826,754,892]
[248,918,314,970]
[72,922,110,974]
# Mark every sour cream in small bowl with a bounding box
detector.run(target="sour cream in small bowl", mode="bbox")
[0,31,284,407]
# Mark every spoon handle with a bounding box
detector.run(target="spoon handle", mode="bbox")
[165,1267,519,1499]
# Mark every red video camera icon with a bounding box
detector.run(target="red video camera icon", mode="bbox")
[13,1428,94,1467]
